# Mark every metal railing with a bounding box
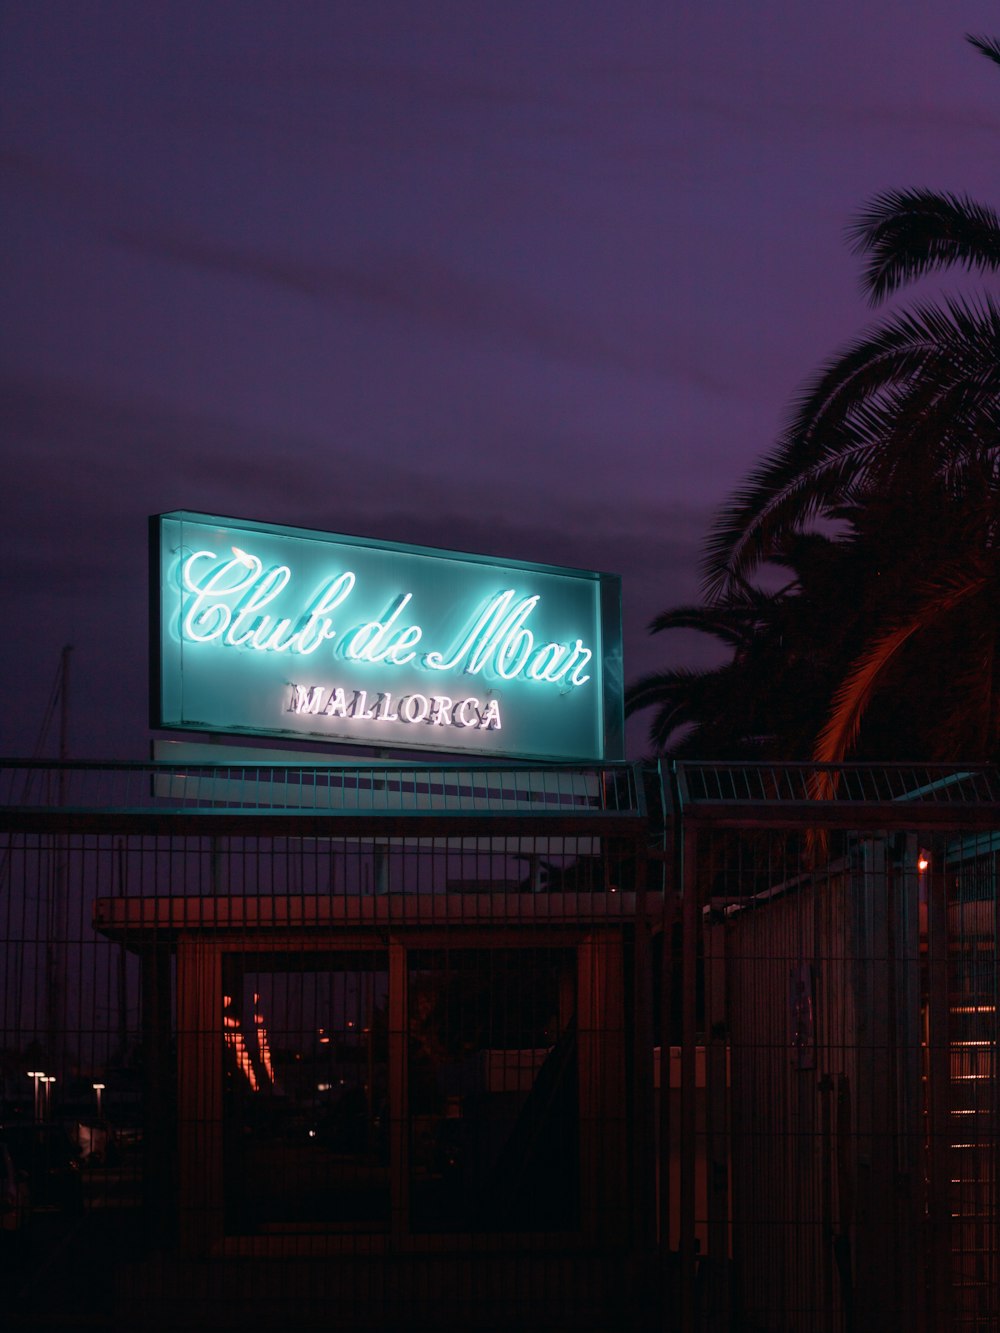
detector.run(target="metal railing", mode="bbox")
[675,760,1000,807]
[0,759,644,820]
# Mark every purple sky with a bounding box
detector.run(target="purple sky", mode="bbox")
[3,1,999,760]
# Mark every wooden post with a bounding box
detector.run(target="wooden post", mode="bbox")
[578,932,626,1244]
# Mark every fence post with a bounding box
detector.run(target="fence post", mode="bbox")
[680,824,699,1333]
[895,836,925,1333]
[703,903,730,1331]
[925,858,953,1331]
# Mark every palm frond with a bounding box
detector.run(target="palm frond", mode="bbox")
[849,189,1000,304]
[646,602,754,648]
[624,666,707,715]
[967,33,1000,69]
[813,570,990,767]
[703,298,1000,596]
[623,667,713,752]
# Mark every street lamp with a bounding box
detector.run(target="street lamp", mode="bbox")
[41,1075,55,1121]
[93,1082,106,1118]
[27,1070,44,1124]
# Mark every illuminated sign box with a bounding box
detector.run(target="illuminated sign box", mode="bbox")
[151,512,624,762]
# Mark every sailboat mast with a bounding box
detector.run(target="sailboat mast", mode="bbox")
[46,645,72,1084]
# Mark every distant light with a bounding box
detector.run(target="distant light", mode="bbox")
[92,1082,106,1091]
[917,851,930,872]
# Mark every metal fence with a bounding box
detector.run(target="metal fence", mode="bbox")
[0,760,997,1332]
[673,763,999,1333]
[1,760,655,1332]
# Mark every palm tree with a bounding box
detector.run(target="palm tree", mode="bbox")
[698,32,1000,766]
[626,530,875,758]
[624,589,776,758]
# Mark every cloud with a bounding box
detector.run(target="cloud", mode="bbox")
[1,368,708,583]
[0,369,707,756]
[103,223,734,393]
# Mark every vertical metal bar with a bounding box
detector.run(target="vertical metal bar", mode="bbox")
[142,939,174,1241]
[177,936,223,1256]
[896,836,924,1333]
[634,919,655,1201]
[631,835,655,1274]
[388,939,409,1245]
[818,1073,835,1331]
[853,834,893,1325]
[680,825,699,1333]
[659,885,679,1331]
[704,904,730,1328]
[576,930,627,1246]
[925,858,953,1331]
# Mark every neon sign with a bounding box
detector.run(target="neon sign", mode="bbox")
[151,512,624,761]
[180,549,593,687]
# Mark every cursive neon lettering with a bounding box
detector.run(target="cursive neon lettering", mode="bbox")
[466,594,538,673]
[527,642,571,681]
[182,549,261,642]
[293,572,356,655]
[423,590,526,674]
[345,594,421,664]
[387,624,422,664]
[567,642,593,686]
[225,565,292,648]
[183,549,593,691]
[496,621,534,679]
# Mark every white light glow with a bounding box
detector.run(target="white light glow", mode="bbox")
[400,693,430,723]
[287,682,503,732]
